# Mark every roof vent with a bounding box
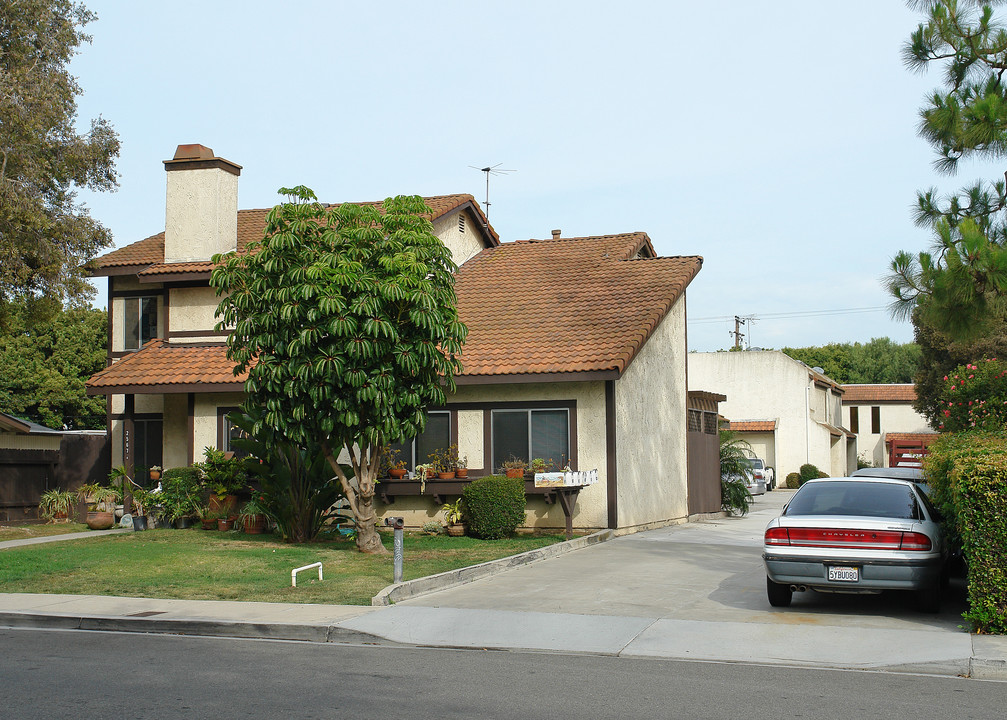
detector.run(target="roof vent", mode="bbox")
[172,144,216,161]
[551,229,561,240]
[812,366,825,374]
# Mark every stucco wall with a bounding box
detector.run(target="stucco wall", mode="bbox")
[615,298,688,527]
[845,401,933,467]
[432,208,487,267]
[169,286,223,335]
[735,432,775,467]
[688,351,845,479]
[164,166,238,263]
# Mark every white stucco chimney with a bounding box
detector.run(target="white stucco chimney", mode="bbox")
[163,144,241,263]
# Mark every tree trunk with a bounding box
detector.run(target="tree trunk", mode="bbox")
[354,491,385,554]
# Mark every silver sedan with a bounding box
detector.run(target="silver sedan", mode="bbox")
[762,477,946,612]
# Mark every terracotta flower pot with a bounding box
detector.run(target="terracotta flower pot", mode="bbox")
[217,518,234,531]
[456,469,468,478]
[505,468,524,478]
[437,471,456,480]
[86,511,115,530]
[201,518,217,530]
[389,468,407,479]
[243,514,266,534]
[446,522,465,537]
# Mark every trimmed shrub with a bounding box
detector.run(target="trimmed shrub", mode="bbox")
[785,472,801,489]
[924,431,1007,634]
[798,463,826,486]
[461,475,526,539]
[936,358,1007,432]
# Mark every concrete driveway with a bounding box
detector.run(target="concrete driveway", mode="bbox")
[399,490,969,633]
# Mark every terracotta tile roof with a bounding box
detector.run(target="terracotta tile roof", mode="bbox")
[90,194,495,273]
[86,340,247,393]
[87,234,702,391]
[841,384,916,403]
[454,233,702,378]
[729,420,777,432]
[885,432,939,444]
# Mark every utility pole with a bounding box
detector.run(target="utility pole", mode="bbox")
[731,316,746,349]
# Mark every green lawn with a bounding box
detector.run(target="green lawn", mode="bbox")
[0,527,565,605]
[0,522,88,542]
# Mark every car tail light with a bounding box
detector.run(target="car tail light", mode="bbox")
[764,528,932,551]
[764,527,791,545]
[899,532,933,551]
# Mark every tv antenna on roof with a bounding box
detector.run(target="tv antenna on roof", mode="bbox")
[470,163,514,221]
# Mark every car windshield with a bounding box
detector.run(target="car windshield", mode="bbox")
[749,459,763,469]
[785,481,920,520]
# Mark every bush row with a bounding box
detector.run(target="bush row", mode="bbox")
[924,432,1007,634]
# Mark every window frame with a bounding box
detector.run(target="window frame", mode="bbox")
[871,406,881,435]
[849,406,859,434]
[123,295,159,351]
[489,406,572,472]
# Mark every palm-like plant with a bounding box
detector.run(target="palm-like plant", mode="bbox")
[720,430,753,516]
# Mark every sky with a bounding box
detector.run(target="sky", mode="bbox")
[67,1,987,352]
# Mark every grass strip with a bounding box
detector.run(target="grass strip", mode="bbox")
[0,528,565,605]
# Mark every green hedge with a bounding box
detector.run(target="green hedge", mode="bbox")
[461,475,526,539]
[798,463,827,486]
[785,472,801,489]
[924,432,1007,634]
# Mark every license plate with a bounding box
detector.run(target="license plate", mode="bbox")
[828,566,859,582]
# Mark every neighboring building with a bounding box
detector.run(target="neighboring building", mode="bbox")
[688,351,856,479]
[841,384,936,467]
[86,144,708,533]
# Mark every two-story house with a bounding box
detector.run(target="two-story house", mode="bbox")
[86,144,709,532]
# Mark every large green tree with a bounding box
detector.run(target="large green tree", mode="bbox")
[211,188,467,553]
[0,0,119,319]
[887,1,1007,339]
[781,338,921,384]
[0,302,107,429]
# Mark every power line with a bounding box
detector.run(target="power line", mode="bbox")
[690,306,888,325]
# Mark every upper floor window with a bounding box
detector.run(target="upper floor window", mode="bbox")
[871,406,881,434]
[124,297,158,350]
[849,406,859,434]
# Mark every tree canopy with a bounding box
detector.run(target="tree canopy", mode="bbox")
[886,1,1007,340]
[780,338,921,384]
[210,188,467,553]
[0,302,107,429]
[0,0,119,319]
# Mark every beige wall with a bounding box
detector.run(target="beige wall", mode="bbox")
[0,432,61,451]
[615,298,689,527]
[164,166,238,263]
[735,431,776,468]
[845,401,933,467]
[432,208,487,267]
[688,351,852,478]
[169,286,224,336]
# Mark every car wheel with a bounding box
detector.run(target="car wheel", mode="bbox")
[767,577,792,607]
[916,583,941,613]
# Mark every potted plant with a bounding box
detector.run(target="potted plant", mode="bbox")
[38,488,77,522]
[379,447,408,479]
[196,503,217,530]
[130,485,153,531]
[429,445,459,479]
[238,495,270,534]
[531,458,549,473]
[199,447,246,514]
[499,456,527,479]
[456,455,468,479]
[414,462,435,493]
[149,465,162,481]
[442,498,465,536]
[77,482,118,529]
[160,466,202,528]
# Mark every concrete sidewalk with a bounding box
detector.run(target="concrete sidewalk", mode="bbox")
[2,498,1006,680]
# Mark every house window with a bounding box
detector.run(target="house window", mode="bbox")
[687,409,702,432]
[219,409,250,459]
[871,406,881,434]
[133,418,163,481]
[849,407,859,434]
[390,411,451,470]
[703,411,718,435]
[124,296,158,350]
[491,408,570,471]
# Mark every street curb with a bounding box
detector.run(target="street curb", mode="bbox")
[0,611,394,645]
[371,529,615,606]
